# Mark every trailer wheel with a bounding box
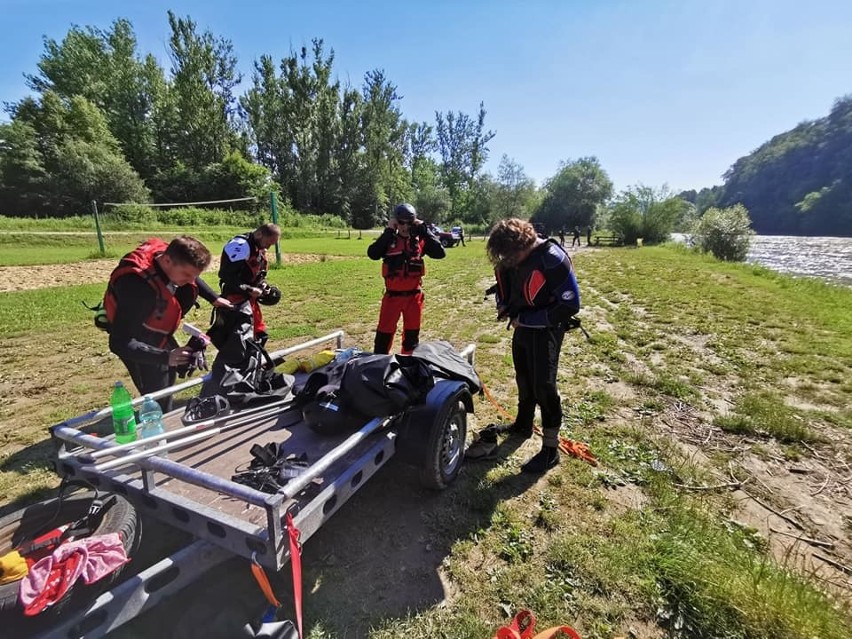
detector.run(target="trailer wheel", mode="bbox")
[0,491,140,618]
[419,399,467,490]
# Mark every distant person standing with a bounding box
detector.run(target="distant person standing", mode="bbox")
[367,203,445,354]
[571,226,581,247]
[586,226,592,246]
[458,226,466,247]
[558,228,565,246]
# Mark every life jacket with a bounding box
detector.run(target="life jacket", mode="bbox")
[219,233,268,299]
[100,239,197,348]
[495,239,580,324]
[381,234,427,292]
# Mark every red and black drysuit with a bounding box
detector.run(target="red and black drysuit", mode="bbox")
[494,239,581,448]
[367,225,445,354]
[105,239,219,411]
[218,233,269,338]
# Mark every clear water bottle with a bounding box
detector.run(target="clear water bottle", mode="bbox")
[334,347,360,364]
[110,381,137,444]
[138,395,167,455]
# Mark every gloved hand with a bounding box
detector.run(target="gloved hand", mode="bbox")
[177,334,210,378]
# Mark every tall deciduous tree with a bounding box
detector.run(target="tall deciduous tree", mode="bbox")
[25,19,168,180]
[494,155,538,222]
[435,102,495,220]
[0,121,48,214]
[166,11,240,170]
[360,69,410,224]
[242,40,343,213]
[534,157,613,233]
[1,92,148,216]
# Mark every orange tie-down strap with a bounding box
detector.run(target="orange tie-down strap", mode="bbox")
[534,425,599,467]
[481,383,598,467]
[493,609,582,639]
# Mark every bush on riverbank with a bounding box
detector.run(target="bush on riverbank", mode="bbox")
[694,204,754,261]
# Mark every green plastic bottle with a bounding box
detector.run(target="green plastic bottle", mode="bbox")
[111,381,137,444]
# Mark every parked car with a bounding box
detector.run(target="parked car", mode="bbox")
[429,224,460,248]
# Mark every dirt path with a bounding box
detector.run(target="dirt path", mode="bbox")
[0,254,343,292]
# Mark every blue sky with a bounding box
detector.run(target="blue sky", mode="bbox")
[2,0,851,193]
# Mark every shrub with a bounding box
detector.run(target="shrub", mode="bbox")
[105,203,157,225]
[608,185,687,245]
[694,204,754,261]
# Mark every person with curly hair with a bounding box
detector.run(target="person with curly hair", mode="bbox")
[486,218,581,473]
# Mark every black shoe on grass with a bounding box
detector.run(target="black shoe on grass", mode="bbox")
[521,446,559,474]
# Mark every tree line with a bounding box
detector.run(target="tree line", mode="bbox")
[681,95,852,237]
[0,14,509,228]
[1,12,712,240]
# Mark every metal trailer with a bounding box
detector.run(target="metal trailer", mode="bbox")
[42,330,476,639]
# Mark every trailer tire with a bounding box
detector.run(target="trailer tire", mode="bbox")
[0,491,140,618]
[419,399,467,490]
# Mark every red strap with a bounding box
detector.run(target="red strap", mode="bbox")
[248,514,304,638]
[286,512,304,639]
[493,610,536,639]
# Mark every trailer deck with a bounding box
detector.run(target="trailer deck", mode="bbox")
[39,331,475,638]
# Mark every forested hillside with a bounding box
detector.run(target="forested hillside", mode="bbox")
[683,96,852,237]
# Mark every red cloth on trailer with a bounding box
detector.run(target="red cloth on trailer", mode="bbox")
[19,533,129,616]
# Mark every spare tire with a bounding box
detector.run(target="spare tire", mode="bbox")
[0,491,140,619]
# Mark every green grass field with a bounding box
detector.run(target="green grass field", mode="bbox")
[1,233,850,638]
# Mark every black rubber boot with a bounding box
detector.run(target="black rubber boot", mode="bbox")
[373,331,393,355]
[401,328,420,354]
[521,446,559,474]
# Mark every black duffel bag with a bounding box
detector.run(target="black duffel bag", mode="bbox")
[340,353,434,418]
[296,353,434,436]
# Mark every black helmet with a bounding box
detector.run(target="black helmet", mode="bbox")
[393,203,417,223]
[258,285,281,306]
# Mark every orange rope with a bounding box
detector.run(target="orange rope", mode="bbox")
[482,383,515,422]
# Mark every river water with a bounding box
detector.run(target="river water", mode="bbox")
[671,234,852,287]
[747,235,852,287]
